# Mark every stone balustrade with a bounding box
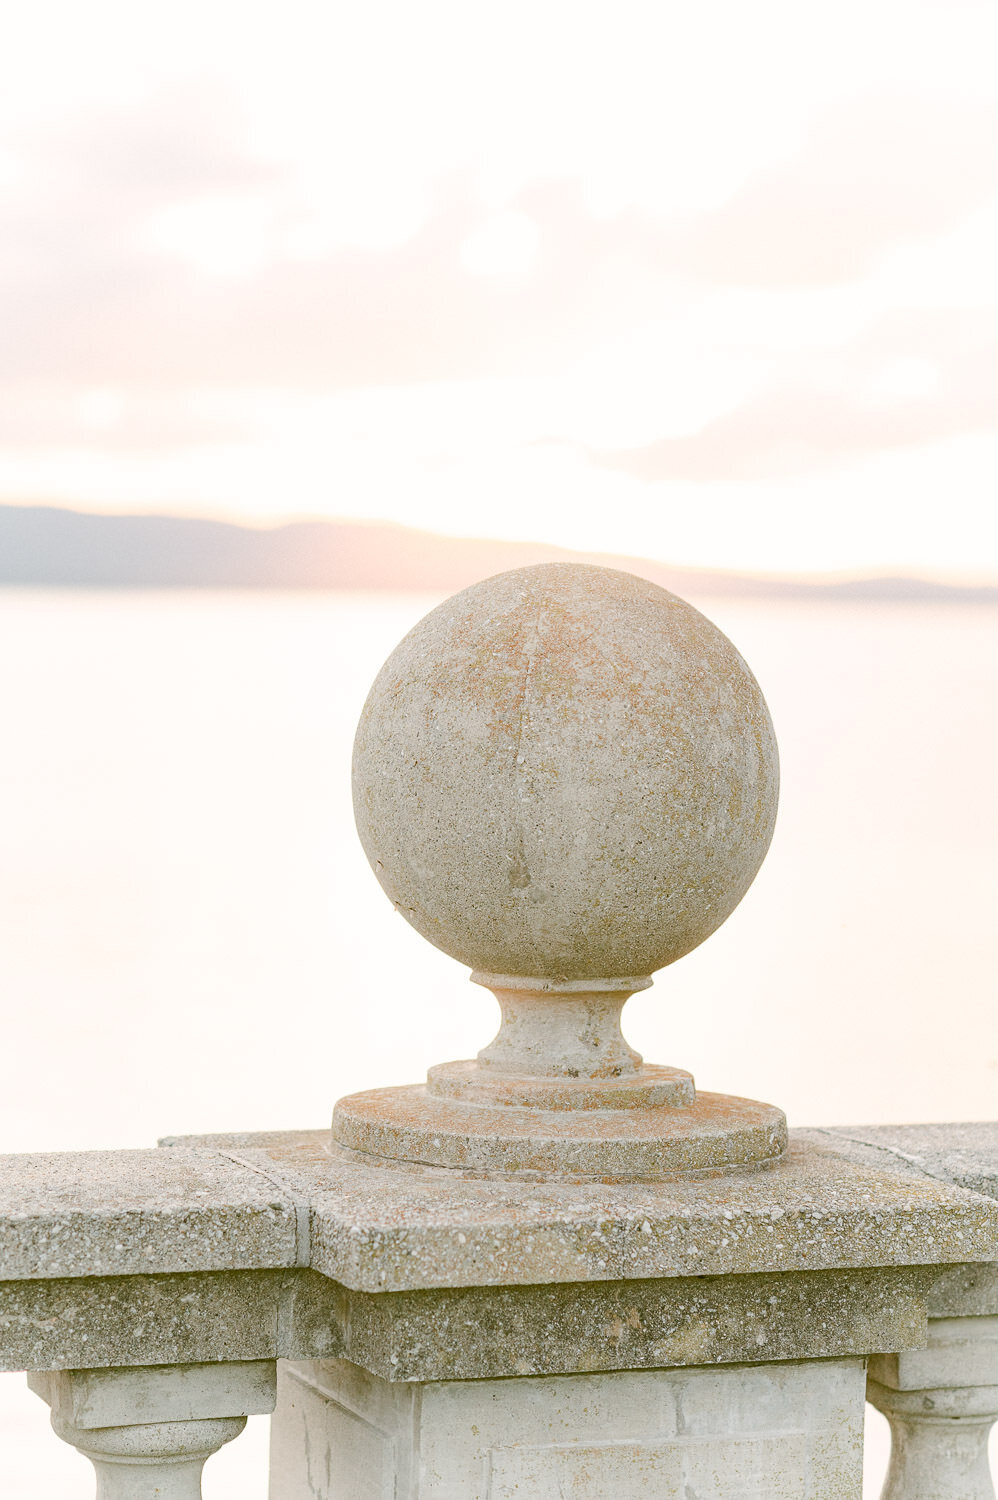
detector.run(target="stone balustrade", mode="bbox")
[2,563,995,1498]
[0,1124,996,1495]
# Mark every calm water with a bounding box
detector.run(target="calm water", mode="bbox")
[0,588,995,1495]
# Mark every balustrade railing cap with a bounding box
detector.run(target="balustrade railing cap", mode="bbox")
[337,562,785,1178]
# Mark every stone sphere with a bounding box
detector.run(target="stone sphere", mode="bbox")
[352,563,778,982]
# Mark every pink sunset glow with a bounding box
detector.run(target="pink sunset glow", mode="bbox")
[2,0,997,578]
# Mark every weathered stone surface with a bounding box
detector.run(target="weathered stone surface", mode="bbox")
[30,1362,272,1500]
[867,1374,998,1500]
[0,1269,348,1373]
[929,1262,998,1318]
[0,1270,277,1372]
[164,1130,998,1295]
[3,1128,983,1304]
[346,564,790,1177]
[803,1123,998,1200]
[869,1314,998,1393]
[468,980,652,1079]
[867,1312,998,1500]
[0,1126,993,1381]
[332,1084,787,1177]
[352,563,778,984]
[271,1355,866,1499]
[426,1055,695,1110]
[29,1359,276,1426]
[0,1261,932,1383]
[0,1148,298,1280]
[336,1265,931,1382]
[270,1358,412,1500]
[0,1262,930,1383]
[801,1124,998,1319]
[429,1056,693,1116]
[48,1411,249,1500]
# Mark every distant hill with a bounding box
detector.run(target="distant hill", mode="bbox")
[1,503,995,601]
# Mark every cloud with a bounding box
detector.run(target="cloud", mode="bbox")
[670,93,998,286]
[1,74,997,494]
[0,86,682,395]
[590,307,998,481]
[4,81,998,413]
[0,386,249,451]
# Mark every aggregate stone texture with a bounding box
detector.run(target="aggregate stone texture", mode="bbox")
[800,1123,998,1201]
[331,1083,787,1177]
[3,1131,994,1298]
[868,1312,998,1393]
[0,1270,345,1373]
[1,1127,996,1382]
[161,1129,998,1294]
[927,1262,998,1318]
[352,563,779,982]
[0,1263,930,1381]
[793,1126,998,1319]
[329,1265,932,1381]
[0,1148,299,1280]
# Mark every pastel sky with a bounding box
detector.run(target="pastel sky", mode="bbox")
[3,0,998,577]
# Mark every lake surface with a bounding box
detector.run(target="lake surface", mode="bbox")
[0,588,995,1495]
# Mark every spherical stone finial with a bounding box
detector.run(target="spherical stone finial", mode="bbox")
[339,564,785,1178]
[352,562,778,986]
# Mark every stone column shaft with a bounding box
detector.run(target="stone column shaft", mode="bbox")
[29,1359,276,1499]
[868,1313,998,1500]
[868,1381,998,1500]
[50,1413,248,1500]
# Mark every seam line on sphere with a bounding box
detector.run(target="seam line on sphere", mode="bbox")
[510,602,546,972]
[216,1149,312,1267]
[511,603,542,772]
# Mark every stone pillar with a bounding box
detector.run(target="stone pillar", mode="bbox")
[263,565,998,1500]
[29,1359,276,1499]
[868,1313,998,1500]
[273,1355,867,1499]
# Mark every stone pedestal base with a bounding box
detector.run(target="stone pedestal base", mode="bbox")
[269,1356,866,1500]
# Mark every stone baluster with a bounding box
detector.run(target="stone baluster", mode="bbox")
[868,1314,998,1500]
[29,1359,276,1498]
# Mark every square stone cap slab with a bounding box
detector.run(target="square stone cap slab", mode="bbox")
[3,1128,994,1294]
[160,1127,998,1295]
[0,1148,300,1280]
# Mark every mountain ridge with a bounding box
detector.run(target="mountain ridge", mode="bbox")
[1,503,994,601]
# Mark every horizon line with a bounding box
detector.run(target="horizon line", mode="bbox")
[1,498,996,593]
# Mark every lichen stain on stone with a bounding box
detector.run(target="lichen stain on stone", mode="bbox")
[507,839,531,890]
